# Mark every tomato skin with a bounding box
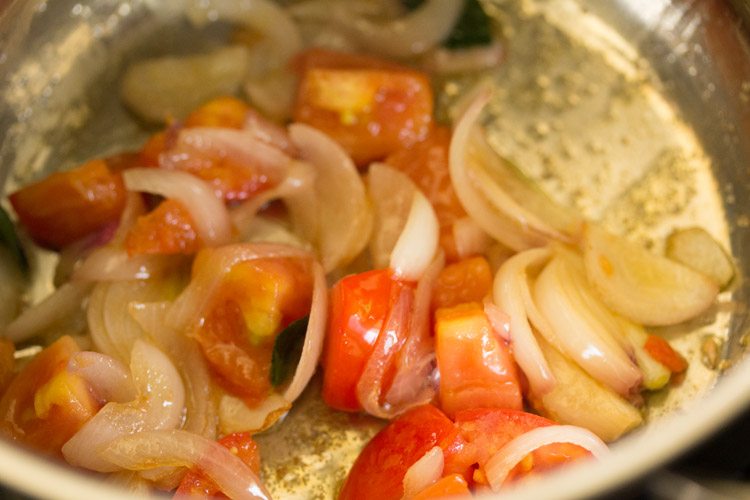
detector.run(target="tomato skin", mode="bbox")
[411,473,471,499]
[385,127,465,260]
[175,432,261,499]
[184,96,250,129]
[0,336,100,456]
[124,199,201,256]
[339,405,461,500]
[9,159,126,250]
[435,303,522,419]
[322,269,401,412]
[294,67,434,166]
[432,256,493,311]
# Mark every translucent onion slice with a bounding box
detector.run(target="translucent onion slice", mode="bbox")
[67,351,136,404]
[533,335,642,442]
[87,279,171,365]
[493,247,555,395]
[402,446,444,499]
[582,223,720,326]
[101,429,270,500]
[449,86,582,251]
[123,168,231,247]
[340,0,465,58]
[665,226,735,290]
[121,45,251,124]
[452,216,491,260]
[534,254,642,396]
[4,282,92,343]
[367,162,418,269]
[384,254,444,411]
[166,243,312,333]
[245,68,298,123]
[73,247,174,282]
[283,260,328,402]
[484,425,608,492]
[62,340,185,472]
[186,0,302,72]
[130,301,217,440]
[243,107,297,155]
[219,393,291,435]
[390,190,439,281]
[289,123,372,272]
[422,41,505,75]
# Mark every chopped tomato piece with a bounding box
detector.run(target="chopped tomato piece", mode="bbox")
[322,269,413,412]
[175,431,261,499]
[432,256,493,311]
[339,405,463,500]
[0,336,100,456]
[9,159,126,249]
[294,67,434,166]
[411,473,471,499]
[644,335,688,373]
[194,256,313,403]
[184,96,250,129]
[454,408,590,484]
[435,303,522,418]
[124,199,201,256]
[385,127,466,260]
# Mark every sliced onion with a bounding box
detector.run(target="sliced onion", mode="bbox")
[452,216,492,259]
[665,226,735,289]
[533,254,642,396]
[130,301,217,440]
[390,190,439,281]
[493,248,556,395]
[87,280,171,364]
[283,260,327,402]
[242,106,297,155]
[484,302,511,342]
[62,340,185,472]
[533,335,642,442]
[339,0,465,58]
[72,246,174,282]
[4,282,92,343]
[423,41,505,74]
[186,0,302,73]
[121,45,251,124]
[449,85,582,251]
[67,351,136,403]
[384,254,443,411]
[230,160,316,234]
[367,162,418,269]
[583,223,720,326]
[166,243,312,333]
[219,393,291,435]
[402,446,444,499]
[123,168,231,247]
[484,425,608,492]
[245,69,298,123]
[236,215,311,250]
[289,123,372,272]
[101,429,270,500]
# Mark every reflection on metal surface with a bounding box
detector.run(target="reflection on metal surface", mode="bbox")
[0,0,748,498]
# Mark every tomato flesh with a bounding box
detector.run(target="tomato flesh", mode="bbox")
[432,256,493,311]
[184,96,250,129]
[0,336,100,456]
[294,66,433,166]
[9,159,126,249]
[125,199,201,256]
[339,405,461,500]
[435,303,522,418]
[322,269,411,412]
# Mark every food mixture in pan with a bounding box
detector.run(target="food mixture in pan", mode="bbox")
[0,0,735,498]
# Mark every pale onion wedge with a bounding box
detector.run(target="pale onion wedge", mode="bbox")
[617,319,671,391]
[532,336,643,442]
[289,124,373,273]
[582,223,720,326]
[218,393,291,435]
[449,85,583,251]
[665,226,735,290]
[402,446,444,499]
[121,45,250,123]
[367,163,418,269]
[390,190,439,282]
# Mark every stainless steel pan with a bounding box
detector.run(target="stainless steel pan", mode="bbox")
[0,0,748,498]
